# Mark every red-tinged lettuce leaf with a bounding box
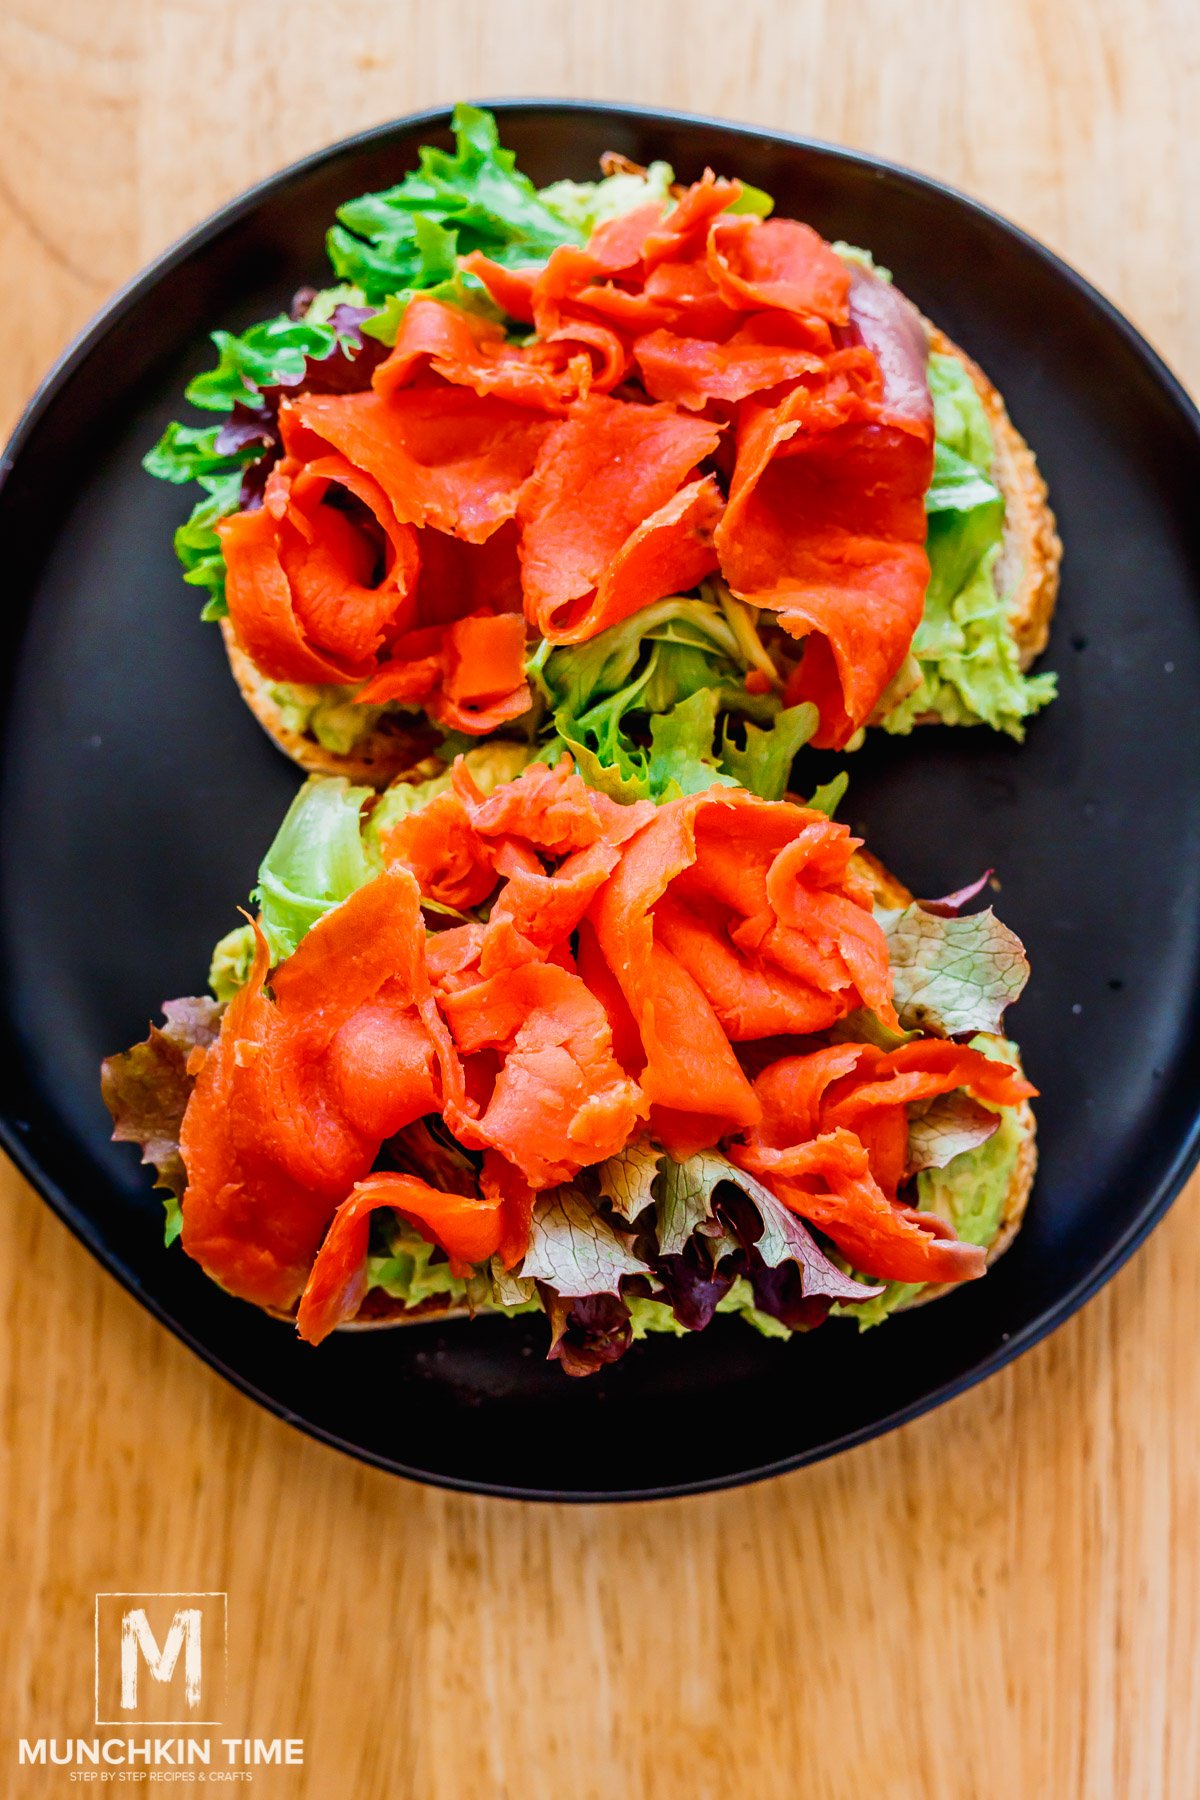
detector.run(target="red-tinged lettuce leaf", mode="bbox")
[596,1137,662,1223]
[656,1151,724,1257]
[100,998,224,1242]
[655,1150,878,1305]
[712,1163,884,1304]
[652,1242,736,1330]
[906,1090,1000,1174]
[918,870,994,917]
[877,902,1030,1036]
[746,1256,836,1331]
[519,1188,651,1296]
[543,1291,633,1377]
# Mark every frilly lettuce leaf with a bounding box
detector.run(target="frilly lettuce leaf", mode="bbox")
[720,702,818,802]
[805,771,849,817]
[712,1160,882,1301]
[367,1236,469,1308]
[647,690,739,797]
[539,160,676,234]
[881,351,1056,740]
[328,103,584,303]
[519,1188,651,1296]
[597,1137,662,1221]
[212,747,537,989]
[169,471,244,620]
[596,1143,879,1302]
[533,591,809,802]
[656,1151,730,1257]
[183,310,357,413]
[143,422,259,486]
[100,998,225,1242]
[877,901,1030,1036]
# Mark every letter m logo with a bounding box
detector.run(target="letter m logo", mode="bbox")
[95,1593,227,1724]
[121,1607,202,1710]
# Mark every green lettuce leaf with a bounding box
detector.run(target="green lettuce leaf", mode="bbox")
[925,438,1002,516]
[366,1234,469,1307]
[647,690,739,797]
[882,351,1056,739]
[169,470,244,620]
[805,771,849,817]
[626,1294,690,1339]
[877,900,1030,1036]
[725,181,775,218]
[361,267,505,345]
[143,422,258,486]
[184,311,349,413]
[328,102,585,303]
[533,592,806,802]
[255,776,372,963]
[210,747,537,989]
[539,160,677,234]
[715,1276,794,1338]
[720,703,818,801]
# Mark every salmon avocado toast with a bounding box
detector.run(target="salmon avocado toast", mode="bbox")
[148,106,1059,805]
[103,753,1036,1372]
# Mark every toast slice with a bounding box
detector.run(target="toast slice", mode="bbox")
[223,321,1060,785]
[288,848,1035,1335]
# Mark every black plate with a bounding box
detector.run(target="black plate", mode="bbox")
[3,102,1199,1502]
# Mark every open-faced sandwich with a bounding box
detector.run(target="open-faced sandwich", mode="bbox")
[147,105,1059,800]
[103,755,1036,1371]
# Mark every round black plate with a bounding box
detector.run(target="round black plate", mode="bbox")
[3,102,1199,1501]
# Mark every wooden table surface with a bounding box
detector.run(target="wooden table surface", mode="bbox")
[2,3,1197,1795]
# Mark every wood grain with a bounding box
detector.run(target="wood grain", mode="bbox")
[2,2,1198,1794]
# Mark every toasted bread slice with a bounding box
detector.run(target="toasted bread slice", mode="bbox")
[221,619,444,788]
[222,307,1059,785]
[926,325,1061,671]
[265,848,1032,1338]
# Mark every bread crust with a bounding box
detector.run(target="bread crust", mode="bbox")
[926,325,1061,670]
[221,619,443,788]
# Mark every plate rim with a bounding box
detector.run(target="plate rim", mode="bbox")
[3,97,1200,1503]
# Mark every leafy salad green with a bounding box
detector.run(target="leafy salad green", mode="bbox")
[880,353,1057,739]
